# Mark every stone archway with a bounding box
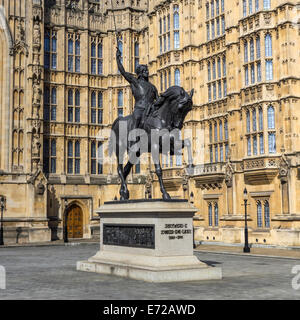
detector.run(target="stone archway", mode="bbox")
[66,204,83,239]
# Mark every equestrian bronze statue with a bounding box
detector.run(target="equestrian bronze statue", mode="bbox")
[109,48,194,200]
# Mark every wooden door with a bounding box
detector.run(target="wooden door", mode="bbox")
[67,205,83,239]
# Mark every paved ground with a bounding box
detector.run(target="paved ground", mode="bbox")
[195,244,300,259]
[0,243,300,300]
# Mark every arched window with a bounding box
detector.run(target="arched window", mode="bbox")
[68,39,73,71]
[117,37,123,64]
[206,2,209,19]
[268,132,276,153]
[44,31,50,69]
[265,34,272,57]
[257,201,263,228]
[44,87,50,120]
[208,62,211,81]
[118,90,123,116]
[51,88,57,105]
[50,87,57,121]
[211,0,214,17]
[75,90,80,106]
[259,134,264,154]
[245,65,249,85]
[253,135,257,155]
[174,68,180,86]
[252,109,257,131]
[214,203,219,227]
[243,0,247,17]
[98,43,103,74]
[68,90,73,106]
[256,36,261,59]
[67,141,73,174]
[224,119,228,140]
[259,107,263,130]
[246,110,250,132]
[267,106,275,129]
[208,203,213,226]
[75,141,80,174]
[214,122,218,142]
[134,41,139,73]
[255,0,259,11]
[209,123,212,143]
[91,141,96,174]
[220,144,224,162]
[173,5,180,49]
[219,121,223,141]
[215,144,218,162]
[222,56,226,77]
[263,0,271,10]
[217,58,221,78]
[264,201,270,228]
[50,139,56,173]
[91,43,96,74]
[212,59,216,79]
[221,15,225,34]
[75,39,80,72]
[249,0,253,14]
[247,137,251,156]
[250,38,254,61]
[265,35,273,80]
[244,41,248,63]
[91,43,96,57]
[118,90,123,107]
[91,92,96,123]
[98,142,103,174]
[75,90,80,122]
[91,92,96,107]
[98,92,103,124]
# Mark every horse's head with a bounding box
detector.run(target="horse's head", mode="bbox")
[158,86,194,129]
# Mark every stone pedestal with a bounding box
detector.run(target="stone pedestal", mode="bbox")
[77,200,222,282]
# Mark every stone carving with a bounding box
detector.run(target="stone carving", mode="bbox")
[67,0,80,11]
[16,20,25,43]
[33,21,41,49]
[278,155,290,183]
[32,84,42,105]
[36,180,45,195]
[32,131,41,158]
[32,65,42,84]
[225,161,234,187]
[103,224,155,249]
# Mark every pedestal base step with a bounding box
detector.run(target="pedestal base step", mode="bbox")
[77,260,222,283]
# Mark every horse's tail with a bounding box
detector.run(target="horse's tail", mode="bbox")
[108,117,119,157]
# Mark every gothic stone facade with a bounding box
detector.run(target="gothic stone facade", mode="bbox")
[0,0,299,246]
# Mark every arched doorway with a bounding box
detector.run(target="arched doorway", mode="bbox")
[67,205,83,239]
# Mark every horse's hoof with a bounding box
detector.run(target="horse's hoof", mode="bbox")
[163,193,171,200]
[120,190,130,200]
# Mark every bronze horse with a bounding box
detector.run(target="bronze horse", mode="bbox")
[109,86,194,200]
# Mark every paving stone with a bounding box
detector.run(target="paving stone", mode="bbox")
[0,244,299,300]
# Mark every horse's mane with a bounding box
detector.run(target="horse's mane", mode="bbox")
[154,86,182,111]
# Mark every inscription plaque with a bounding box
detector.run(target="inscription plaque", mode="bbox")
[103,224,155,249]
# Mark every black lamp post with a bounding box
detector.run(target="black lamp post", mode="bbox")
[243,188,250,253]
[63,198,68,243]
[0,197,5,246]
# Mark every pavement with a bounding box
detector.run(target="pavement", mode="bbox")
[195,244,300,259]
[0,243,300,299]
